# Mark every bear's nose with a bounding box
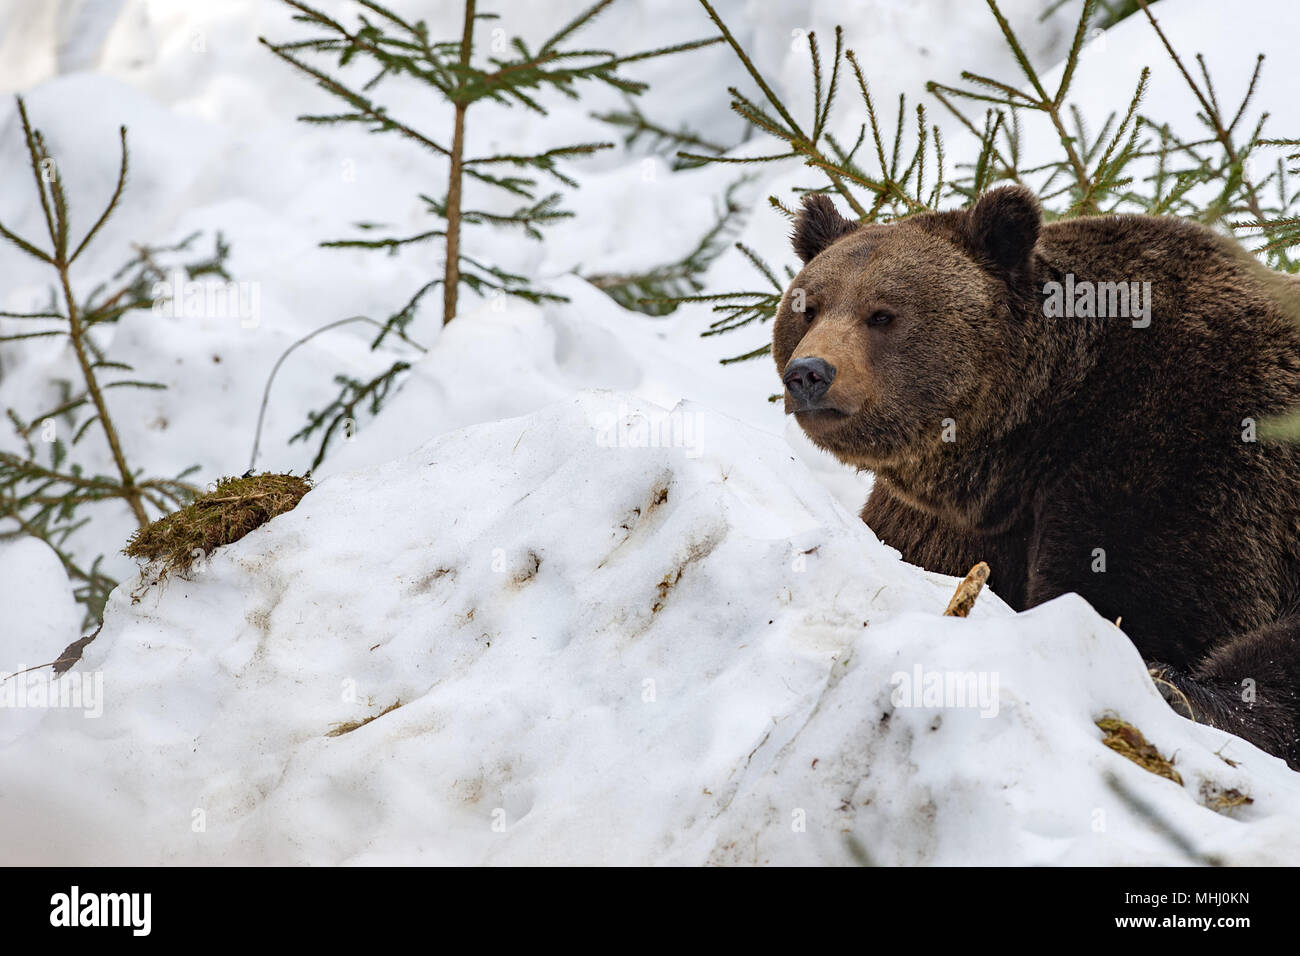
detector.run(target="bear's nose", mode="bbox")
[783,357,836,407]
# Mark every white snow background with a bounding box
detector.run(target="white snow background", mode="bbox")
[1,0,1299,864]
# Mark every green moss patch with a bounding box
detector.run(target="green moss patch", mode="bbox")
[124,472,311,581]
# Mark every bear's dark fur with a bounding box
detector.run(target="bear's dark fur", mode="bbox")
[772,185,1300,768]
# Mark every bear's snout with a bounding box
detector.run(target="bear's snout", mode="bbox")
[783,357,837,408]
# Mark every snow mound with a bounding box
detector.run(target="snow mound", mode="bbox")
[5,391,1300,865]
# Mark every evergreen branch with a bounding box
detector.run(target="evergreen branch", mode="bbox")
[249,315,426,472]
[465,142,612,168]
[12,99,149,528]
[696,0,802,137]
[719,342,771,364]
[0,330,64,342]
[0,504,116,629]
[539,0,615,57]
[1054,0,1098,107]
[70,126,128,264]
[592,102,728,160]
[15,97,58,255]
[677,150,798,165]
[1135,0,1270,231]
[0,451,124,493]
[259,38,452,157]
[0,218,52,264]
[371,278,442,349]
[322,227,446,251]
[604,36,723,68]
[441,0,476,324]
[290,361,412,470]
[1071,68,1149,214]
[585,176,751,314]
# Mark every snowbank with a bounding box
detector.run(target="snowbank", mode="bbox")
[5,393,1298,865]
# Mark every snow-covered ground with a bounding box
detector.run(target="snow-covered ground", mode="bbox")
[8,393,1300,865]
[2,0,1299,865]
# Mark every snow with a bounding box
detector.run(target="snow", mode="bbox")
[1,0,1298,865]
[0,537,81,686]
[8,392,1299,865]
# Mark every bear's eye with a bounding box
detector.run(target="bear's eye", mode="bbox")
[802,305,817,324]
[866,309,894,328]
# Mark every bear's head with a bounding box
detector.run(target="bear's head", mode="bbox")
[772,185,1042,470]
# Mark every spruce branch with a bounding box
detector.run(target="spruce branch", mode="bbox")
[265,0,718,335]
[11,98,147,528]
[290,361,412,470]
[929,0,1107,210]
[688,0,1300,366]
[0,101,219,628]
[584,177,751,314]
[1133,0,1286,258]
[261,0,721,467]
[441,0,476,326]
[249,315,427,473]
[591,100,729,167]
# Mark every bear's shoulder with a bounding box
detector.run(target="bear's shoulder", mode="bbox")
[1037,211,1243,267]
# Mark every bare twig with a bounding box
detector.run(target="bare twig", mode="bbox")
[943,561,991,617]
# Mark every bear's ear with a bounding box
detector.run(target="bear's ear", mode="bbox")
[963,185,1040,272]
[792,194,858,263]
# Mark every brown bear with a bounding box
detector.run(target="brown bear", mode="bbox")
[773,185,1300,768]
